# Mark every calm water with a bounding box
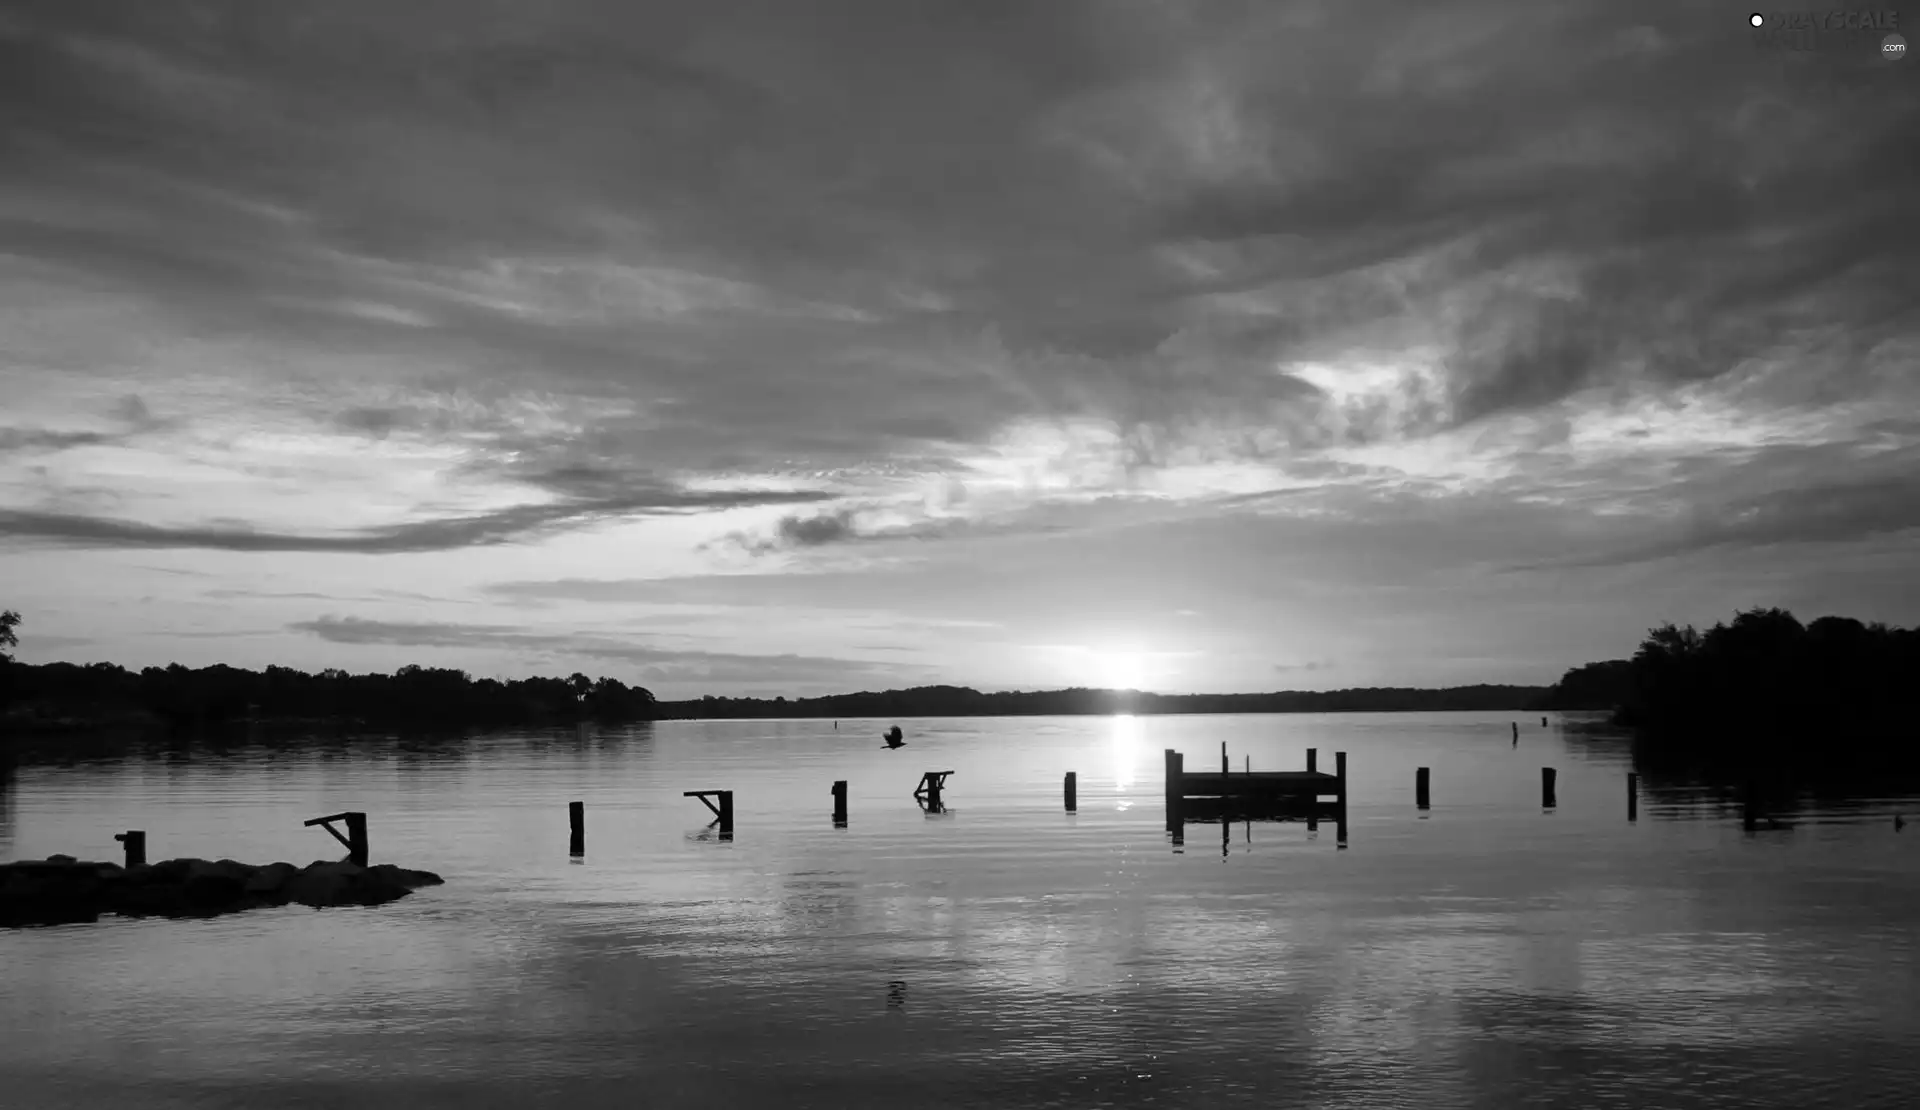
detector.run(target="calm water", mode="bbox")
[2,712,1916,1109]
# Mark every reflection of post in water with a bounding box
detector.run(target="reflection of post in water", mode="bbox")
[886,980,907,1010]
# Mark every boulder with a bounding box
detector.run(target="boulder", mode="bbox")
[244,862,299,895]
[3,853,442,924]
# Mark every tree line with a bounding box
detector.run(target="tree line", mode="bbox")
[654,683,1552,719]
[1,612,656,731]
[1542,607,1920,771]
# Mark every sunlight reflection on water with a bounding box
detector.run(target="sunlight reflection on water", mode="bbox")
[1,711,1916,1109]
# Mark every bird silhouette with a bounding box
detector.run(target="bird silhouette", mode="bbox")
[881,725,905,749]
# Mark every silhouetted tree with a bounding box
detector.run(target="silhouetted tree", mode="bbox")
[1,648,660,734]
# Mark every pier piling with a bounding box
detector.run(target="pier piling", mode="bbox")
[1541,768,1557,809]
[1064,771,1077,812]
[1335,750,1348,844]
[1627,773,1637,821]
[113,830,146,868]
[303,811,369,865]
[1415,767,1430,811]
[1164,749,1185,832]
[832,780,848,825]
[569,801,584,856]
[1306,748,1317,774]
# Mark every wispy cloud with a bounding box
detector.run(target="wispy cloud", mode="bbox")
[290,615,928,686]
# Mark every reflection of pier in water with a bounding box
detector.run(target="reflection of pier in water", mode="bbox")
[1164,745,1347,849]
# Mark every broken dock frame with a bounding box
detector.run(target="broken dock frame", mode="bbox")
[683,789,734,838]
[914,770,955,812]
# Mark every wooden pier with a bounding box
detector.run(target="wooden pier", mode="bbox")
[1164,747,1347,841]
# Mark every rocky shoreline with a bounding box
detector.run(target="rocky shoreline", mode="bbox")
[0,855,444,927]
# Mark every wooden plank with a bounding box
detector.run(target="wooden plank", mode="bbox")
[1177,771,1338,797]
[302,812,353,827]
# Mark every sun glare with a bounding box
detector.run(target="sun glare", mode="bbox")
[1097,650,1146,690]
[1110,713,1142,789]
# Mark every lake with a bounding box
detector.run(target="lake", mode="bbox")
[2,711,1916,1109]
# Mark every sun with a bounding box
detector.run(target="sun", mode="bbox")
[1096,650,1146,691]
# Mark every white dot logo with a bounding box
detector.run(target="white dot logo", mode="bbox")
[1887,33,1908,60]
[1749,12,1765,27]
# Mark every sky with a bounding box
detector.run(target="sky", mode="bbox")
[2,0,1917,698]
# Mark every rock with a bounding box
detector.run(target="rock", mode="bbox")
[367,864,444,889]
[244,862,298,895]
[3,852,441,925]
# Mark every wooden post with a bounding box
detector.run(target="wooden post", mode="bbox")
[1541,768,1557,809]
[345,812,368,865]
[1064,771,1077,812]
[1512,721,1519,744]
[1164,749,1184,832]
[1626,773,1637,821]
[1221,741,1228,774]
[832,780,848,825]
[1335,750,1348,843]
[1541,716,1548,727]
[114,830,146,868]
[1306,748,1317,773]
[1415,767,1430,810]
[569,801,584,856]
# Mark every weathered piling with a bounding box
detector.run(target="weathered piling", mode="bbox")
[304,811,369,866]
[1064,771,1077,812]
[1512,721,1519,744]
[569,801,584,856]
[1335,750,1349,843]
[113,830,146,868]
[684,790,734,837]
[1541,768,1557,809]
[1415,767,1430,810]
[1164,749,1184,831]
[1306,748,1318,773]
[1221,742,1228,774]
[1541,716,1548,727]
[1626,773,1638,821]
[832,780,848,824]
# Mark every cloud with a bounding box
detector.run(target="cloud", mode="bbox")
[289,615,926,686]
[0,483,833,553]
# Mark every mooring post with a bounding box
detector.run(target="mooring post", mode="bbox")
[1306,747,1318,773]
[345,812,368,865]
[1541,716,1548,727]
[1221,741,1228,775]
[1164,748,1184,832]
[1064,771,1077,812]
[719,790,734,836]
[1415,767,1430,810]
[113,830,146,868]
[1512,721,1519,744]
[832,780,848,825]
[569,801,585,856]
[1627,773,1638,821]
[1335,750,1348,843]
[1542,768,1557,809]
